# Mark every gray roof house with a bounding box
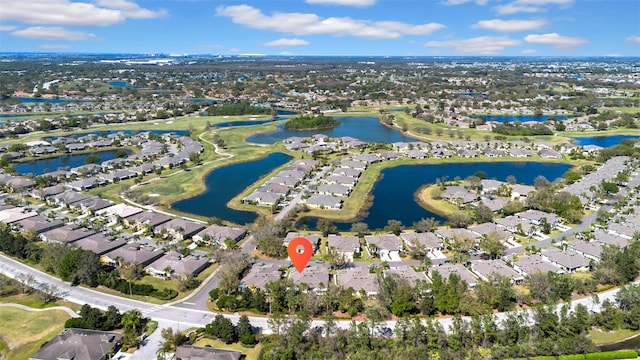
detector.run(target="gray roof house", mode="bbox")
[193,225,247,247]
[102,245,165,267]
[74,234,127,255]
[239,261,282,291]
[29,328,122,360]
[284,232,321,248]
[541,248,590,273]
[154,218,206,241]
[399,232,443,250]
[174,345,242,360]
[429,263,478,288]
[146,251,210,279]
[305,194,342,209]
[327,234,361,262]
[470,259,524,284]
[511,254,563,276]
[384,267,428,286]
[123,211,172,230]
[336,267,379,296]
[16,215,64,234]
[288,262,330,293]
[40,226,94,244]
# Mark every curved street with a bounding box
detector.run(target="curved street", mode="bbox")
[0,252,636,358]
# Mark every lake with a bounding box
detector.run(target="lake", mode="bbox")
[246,117,415,144]
[108,81,134,88]
[14,149,132,176]
[571,135,640,147]
[171,152,293,226]
[472,114,571,123]
[298,161,572,231]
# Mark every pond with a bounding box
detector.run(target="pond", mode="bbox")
[298,161,572,231]
[14,149,132,176]
[171,152,293,226]
[571,135,640,148]
[472,114,571,123]
[598,333,640,351]
[0,97,85,104]
[246,117,415,144]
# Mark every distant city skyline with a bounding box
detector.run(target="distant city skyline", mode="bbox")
[0,0,638,56]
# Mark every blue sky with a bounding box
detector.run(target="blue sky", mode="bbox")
[0,0,639,56]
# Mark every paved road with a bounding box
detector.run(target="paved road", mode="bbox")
[1,252,636,357]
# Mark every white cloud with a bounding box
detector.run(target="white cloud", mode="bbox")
[626,36,640,45]
[521,48,537,54]
[93,0,168,19]
[0,25,17,32]
[524,33,586,48]
[425,36,521,54]
[0,0,165,27]
[305,0,377,7]
[442,0,488,5]
[264,38,309,47]
[472,19,546,32]
[514,0,572,5]
[216,5,445,39]
[40,44,72,50]
[493,4,542,14]
[11,26,98,41]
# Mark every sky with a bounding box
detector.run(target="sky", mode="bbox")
[0,0,639,56]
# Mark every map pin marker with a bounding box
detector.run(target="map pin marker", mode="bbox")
[288,237,313,273]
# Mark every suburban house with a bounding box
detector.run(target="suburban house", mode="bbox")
[288,262,330,293]
[541,247,591,273]
[193,225,247,247]
[470,259,525,284]
[40,225,94,244]
[305,194,343,209]
[74,234,127,256]
[29,328,122,360]
[174,345,242,360]
[326,235,361,262]
[145,251,210,279]
[239,261,282,291]
[16,215,64,234]
[429,263,479,288]
[96,203,143,223]
[364,234,403,261]
[102,245,164,267]
[384,267,428,286]
[284,232,321,249]
[123,211,172,231]
[568,239,604,261]
[511,254,564,276]
[154,218,206,241]
[400,232,443,252]
[335,267,379,297]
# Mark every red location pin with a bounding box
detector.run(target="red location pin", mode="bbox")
[288,237,313,273]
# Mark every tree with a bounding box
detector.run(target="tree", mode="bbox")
[159,327,187,352]
[479,231,506,259]
[121,309,144,349]
[383,219,404,235]
[15,272,35,294]
[506,175,517,184]
[449,234,474,263]
[350,222,370,237]
[37,283,59,304]
[84,153,100,164]
[413,217,439,233]
[474,203,494,223]
[447,210,472,228]
[317,218,338,237]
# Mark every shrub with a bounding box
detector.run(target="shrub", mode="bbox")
[585,350,640,360]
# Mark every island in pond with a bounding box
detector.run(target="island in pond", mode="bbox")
[283,114,339,130]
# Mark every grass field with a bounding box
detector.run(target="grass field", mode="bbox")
[192,337,262,360]
[0,307,70,360]
[588,329,640,345]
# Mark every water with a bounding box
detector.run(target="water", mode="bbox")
[571,135,640,148]
[0,113,34,118]
[472,114,571,123]
[108,81,134,88]
[171,152,293,226]
[14,149,131,176]
[298,161,571,231]
[246,117,414,144]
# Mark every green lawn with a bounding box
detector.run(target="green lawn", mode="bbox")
[0,307,70,360]
[0,293,80,311]
[192,337,262,360]
[588,329,640,345]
